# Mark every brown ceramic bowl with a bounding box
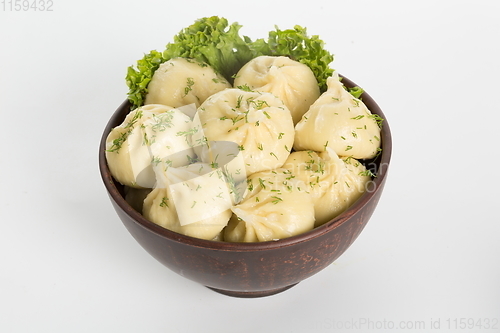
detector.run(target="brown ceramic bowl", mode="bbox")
[98,75,392,298]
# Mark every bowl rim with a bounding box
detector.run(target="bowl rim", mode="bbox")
[98,74,392,252]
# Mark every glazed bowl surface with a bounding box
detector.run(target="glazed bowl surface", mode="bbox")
[98,75,392,298]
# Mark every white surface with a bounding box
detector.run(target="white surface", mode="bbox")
[1,1,499,332]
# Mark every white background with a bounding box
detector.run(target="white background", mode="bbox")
[1,0,499,332]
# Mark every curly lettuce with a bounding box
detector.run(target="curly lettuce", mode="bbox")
[163,17,255,83]
[125,17,336,109]
[125,50,164,109]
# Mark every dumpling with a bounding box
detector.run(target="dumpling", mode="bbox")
[185,139,248,203]
[294,71,382,159]
[144,57,231,108]
[191,88,295,176]
[105,104,196,188]
[282,148,372,227]
[224,168,315,242]
[143,163,233,240]
[234,56,320,125]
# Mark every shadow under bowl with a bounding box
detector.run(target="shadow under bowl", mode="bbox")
[98,75,392,298]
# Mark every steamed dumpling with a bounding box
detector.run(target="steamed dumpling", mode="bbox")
[144,57,231,108]
[105,104,196,188]
[184,139,248,203]
[191,88,295,176]
[294,71,382,159]
[283,148,372,227]
[143,163,233,240]
[234,56,320,124]
[224,168,315,242]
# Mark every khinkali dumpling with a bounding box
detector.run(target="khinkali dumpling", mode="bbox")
[143,163,233,240]
[234,56,320,125]
[224,168,315,242]
[144,57,231,108]
[283,148,372,227]
[191,88,295,176]
[294,72,382,159]
[105,104,196,188]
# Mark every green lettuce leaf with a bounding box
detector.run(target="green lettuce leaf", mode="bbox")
[162,16,255,83]
[125,50,163,109]
[348,86,364,99]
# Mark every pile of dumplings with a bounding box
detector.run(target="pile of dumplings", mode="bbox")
[106,55,382,242]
